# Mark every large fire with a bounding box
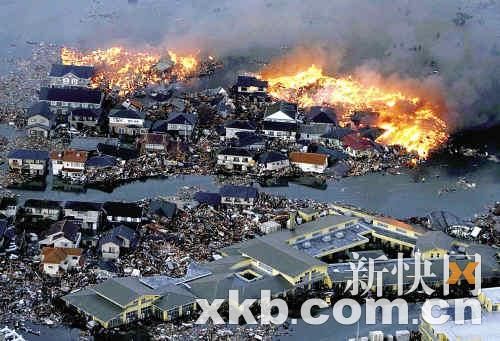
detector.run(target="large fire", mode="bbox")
[61,46,198,95]
[263,65,448,157]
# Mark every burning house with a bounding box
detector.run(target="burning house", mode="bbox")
[234,75,268,95]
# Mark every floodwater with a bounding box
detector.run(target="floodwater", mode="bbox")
[4,161,498,220]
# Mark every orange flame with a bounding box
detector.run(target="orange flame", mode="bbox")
[61,46,198,95]
[262,65,448,158]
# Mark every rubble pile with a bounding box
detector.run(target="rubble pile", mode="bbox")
[0,43,59,121]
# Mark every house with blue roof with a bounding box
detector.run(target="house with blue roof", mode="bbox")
[219,185,258,207]
[108,108,148,136]
[256,151,289,171]
[48,64,95,88]
[39,87,103,115]
[25,102,55,138]
[165,112,197,138]
[7,149,49,176]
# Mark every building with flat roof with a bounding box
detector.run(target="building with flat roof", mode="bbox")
[479,287,500,312]
[420,297,500,341]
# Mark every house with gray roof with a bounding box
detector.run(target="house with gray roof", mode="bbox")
[25,102,55,138]
[48,64,95,88]
[99,224,138,260]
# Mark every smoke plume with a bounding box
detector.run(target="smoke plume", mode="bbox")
[1,0,499,130]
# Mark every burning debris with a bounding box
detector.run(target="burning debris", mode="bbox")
[261,64,449,158]
[60,47,206,95]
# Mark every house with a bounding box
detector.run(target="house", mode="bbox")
[234,132,266,150]
[50,150,88,180]
[262,121,297,141]
[264,102,299,123]
[68,108,102,130]
[41,247,83,276]
[103,202,143,225]
[64,201,103,232]
[320,127,354,147]
[235,75,268,95]
[256,151,289,171]
[7,149,49,176]
[23,199,61,220]
[39,87,103,115]
[224,120,256,139]
[25,102,55,138]
[85,155,119,170]
[150,120,169,134]
[194,192,221,207]
[219,185,258,206]
[306,106,337,126]
[216,148,255,172]
[259,220,281,234]
[139,133,170,154]
[108,109,148,136]
[148,199,177,220]
[298,123,328,142]
[48,64,95,88]
[39,219,82,248]
[351,110,379,128]
[99,225,138,260]
[165,112,197,137]
[289,152,328,174]
[97,143,139,161]
[0,196,17,218]
[341,134,375,157]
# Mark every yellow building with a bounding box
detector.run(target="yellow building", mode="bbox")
[63,277,197,328]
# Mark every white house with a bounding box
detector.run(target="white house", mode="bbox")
[48,64,95,88]
[289,152,328,174]
[256,151,289,171]
[262,121,297,141]
[99,225,138,260]
[23,199,61,220]
[64,201,103,232]
[264,102,299,123]
[7,149,49,176]
[50,149,88,180]
[219,185,258,207]
[298,124,328,142]
[108,109,147,136]
[166,112,197,138]
[39,87,103,116]
[217,148,255,172]
[41,247,83,277]
[224,120,256,139]
[25,102,55,138]
[0,197,17,218]
[235,75,268,95]
[103,202,143,225]
[39,219,82,248]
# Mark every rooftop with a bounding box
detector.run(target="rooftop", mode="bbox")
[7,149,49,160]
[219,185,258,199]
[236,75,268,88]
[39,87,102,104]
[49,64,95,79]
[289,152,327,165]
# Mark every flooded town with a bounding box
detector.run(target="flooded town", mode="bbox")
[0,1,499,340]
